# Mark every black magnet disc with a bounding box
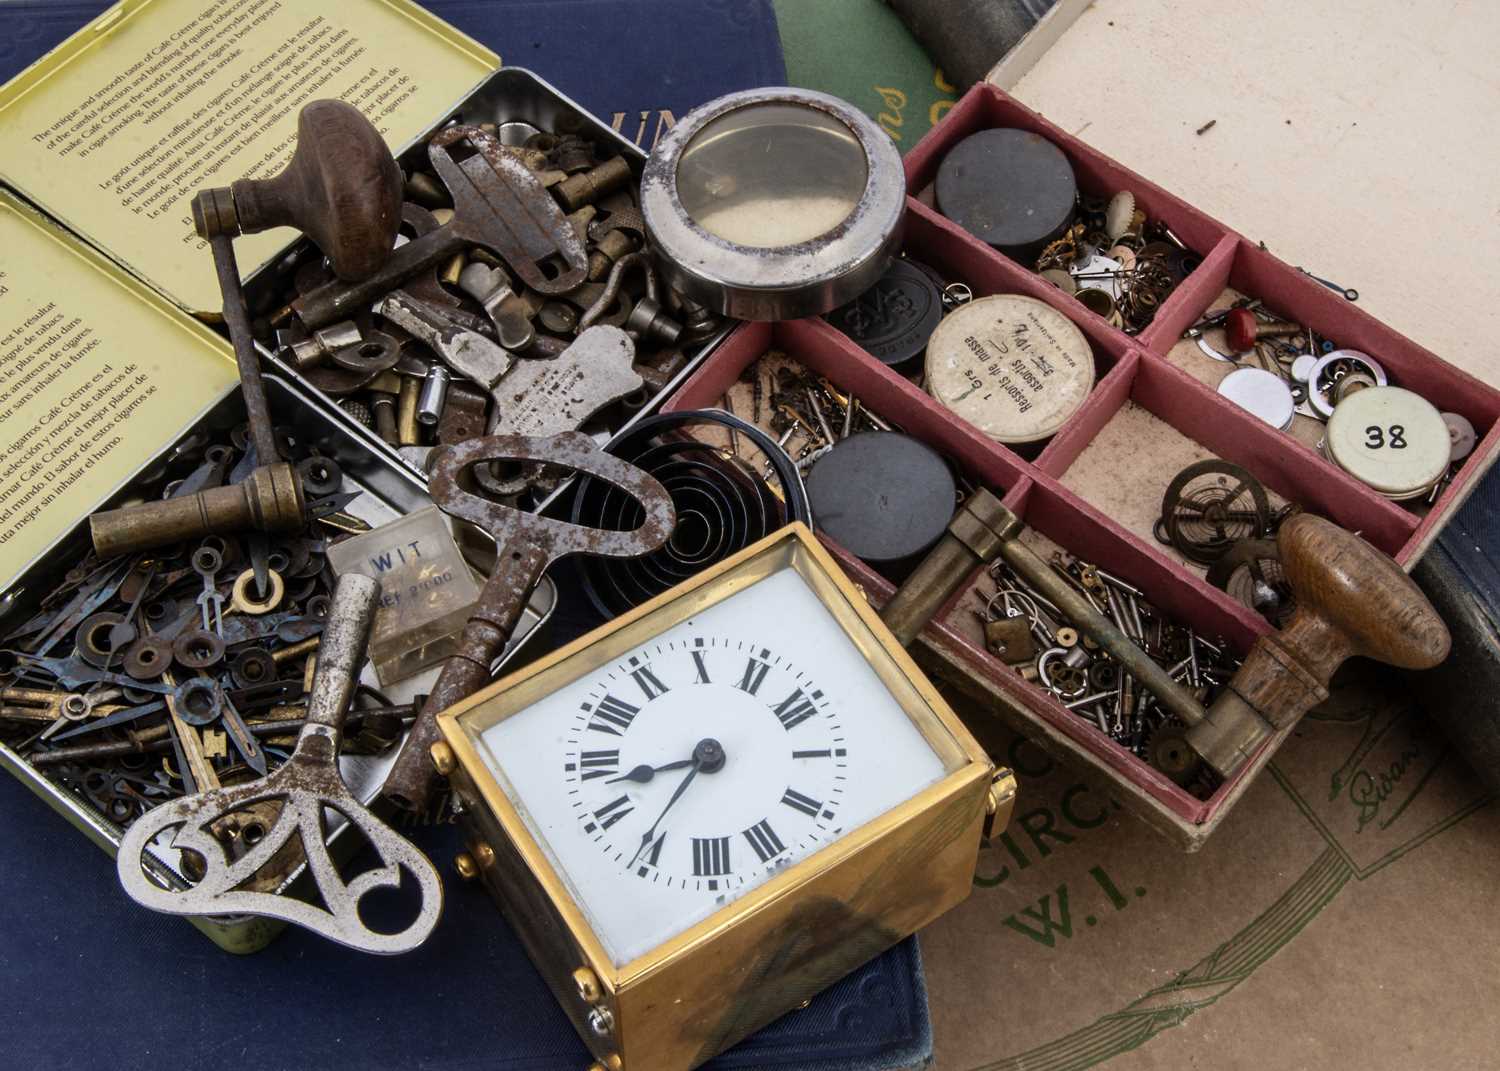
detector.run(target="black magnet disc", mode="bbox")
[823,258,945,369]
[806,432,955,565]
[935,128,1077,263]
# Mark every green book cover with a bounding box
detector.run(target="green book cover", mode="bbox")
[773,0,958,152]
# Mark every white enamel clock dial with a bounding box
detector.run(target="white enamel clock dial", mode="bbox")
[477,566,952,967]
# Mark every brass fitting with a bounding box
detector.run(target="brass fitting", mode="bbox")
[556,157,632,211]
[89,461,304,558]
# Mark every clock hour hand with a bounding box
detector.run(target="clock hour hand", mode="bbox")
[607,758,696,785]
[626,738,726,868]
[628,764,698,868]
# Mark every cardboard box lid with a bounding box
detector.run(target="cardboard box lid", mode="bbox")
[0,190,239,594]
[0,0,496,315]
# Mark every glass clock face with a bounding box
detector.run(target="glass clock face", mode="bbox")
[478,566,952,967]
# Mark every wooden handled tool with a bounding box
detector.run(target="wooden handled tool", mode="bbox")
[192,98,402,282]
[91,101,397,560]
[881,490,1450,779]
[1186,512,1449,776]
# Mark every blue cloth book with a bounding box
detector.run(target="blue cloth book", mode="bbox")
[0,4,931,1070]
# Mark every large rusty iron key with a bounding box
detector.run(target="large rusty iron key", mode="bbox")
[380,432,674,812]
[116,573,444,954]
[292,124,590,330]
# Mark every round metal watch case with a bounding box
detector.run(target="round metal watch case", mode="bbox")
[642,87,907,321]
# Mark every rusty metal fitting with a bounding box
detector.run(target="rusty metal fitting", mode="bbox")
[580,252,660,334]
[287,320,362,370]
[371,393,399,445]
[623,295,684,347]
[555,156,633,211]
[588,228,638,281]
[191,187,240,240]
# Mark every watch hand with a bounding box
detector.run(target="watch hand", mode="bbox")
[607,758,696,785]
[628,762,699,868]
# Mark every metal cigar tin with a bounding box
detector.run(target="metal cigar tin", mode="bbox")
[244,68,730,484]
[935,128,1078,264]
[824,257,946,369]
[641,87,907,321]
[0,373,556,953]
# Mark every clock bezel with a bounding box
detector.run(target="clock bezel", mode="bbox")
[438,522,991,989]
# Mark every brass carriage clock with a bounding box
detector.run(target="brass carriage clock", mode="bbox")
[434,524,1014,1070]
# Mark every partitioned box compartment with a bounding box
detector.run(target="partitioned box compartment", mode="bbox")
[901,83,1231,345]
[665,316,1034,496]
[242,68,726,483]
[1152,236,1500,560]
[664,82,1500,848]
[926,475,1273,842]
[1039,350,1419,572]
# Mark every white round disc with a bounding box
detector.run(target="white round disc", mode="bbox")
[924,294,1095,444]
[1217,367,1296,430]
[1325,386,1450,498]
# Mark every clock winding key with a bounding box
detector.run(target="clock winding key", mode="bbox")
[379,431,674,813]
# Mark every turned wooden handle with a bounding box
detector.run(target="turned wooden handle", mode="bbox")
[1238,514,1449,726]
[1281,512,1449,669]
[1189,514,1450,778]
[231,99,402,281]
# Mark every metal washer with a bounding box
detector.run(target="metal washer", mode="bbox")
[1217,367,1296,431]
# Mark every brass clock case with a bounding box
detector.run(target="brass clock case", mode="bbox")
[438,524,996,1071]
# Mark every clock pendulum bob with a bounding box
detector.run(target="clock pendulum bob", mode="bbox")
[380,432,675,812]
[114,573,445,954]
[881,488,1450,778]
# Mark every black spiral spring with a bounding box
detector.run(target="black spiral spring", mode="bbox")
[570,410,812,618]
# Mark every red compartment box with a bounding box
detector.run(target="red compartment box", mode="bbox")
[663,84,1500,847]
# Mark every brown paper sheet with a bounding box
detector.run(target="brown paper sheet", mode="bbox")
[924,664,1497,1068]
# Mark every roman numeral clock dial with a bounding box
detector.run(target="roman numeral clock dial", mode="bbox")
[564,640,846,894]
[474,562,953,969]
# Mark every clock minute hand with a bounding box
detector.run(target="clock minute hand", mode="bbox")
[628,761,700,868]
[607,758,697,785]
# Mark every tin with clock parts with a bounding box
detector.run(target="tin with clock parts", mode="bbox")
[435,524,1007,1071]
[924,293,1096,445]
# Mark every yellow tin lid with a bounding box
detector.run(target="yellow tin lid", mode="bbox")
[924,294,1095,444]
[0,0,496,315]
[1325,385,1450,499]
[0,191,238,593]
